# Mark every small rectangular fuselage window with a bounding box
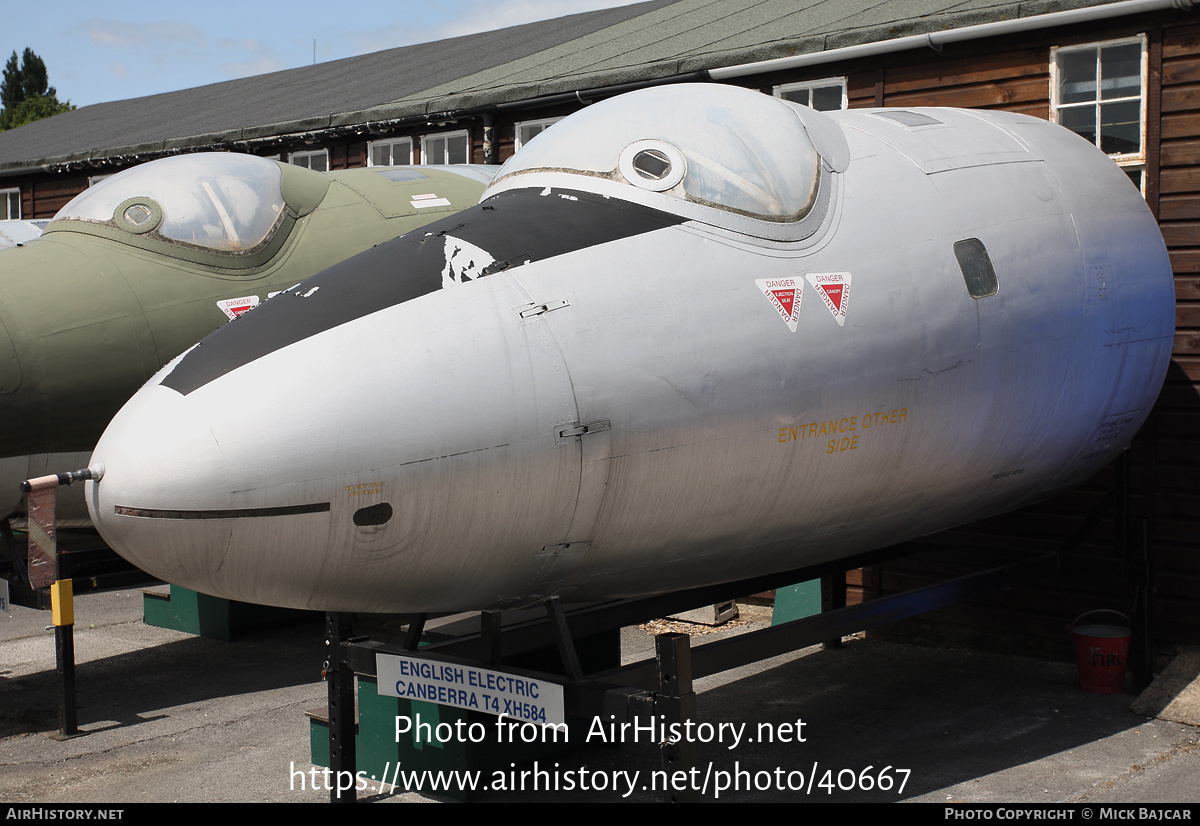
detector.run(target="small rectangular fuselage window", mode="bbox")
[955,238,999,298]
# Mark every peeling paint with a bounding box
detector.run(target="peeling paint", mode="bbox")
[268,283,301,299]
[441,234,496,288]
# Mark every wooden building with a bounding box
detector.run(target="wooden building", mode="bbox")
[0,0,1196,652]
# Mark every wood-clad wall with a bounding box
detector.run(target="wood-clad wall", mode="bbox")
[1149,20,1200,646]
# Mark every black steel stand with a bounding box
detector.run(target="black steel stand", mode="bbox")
[318,449,1150,802]
[53,546,78,739]
[323,545,1062,803]
[325,612,357,804]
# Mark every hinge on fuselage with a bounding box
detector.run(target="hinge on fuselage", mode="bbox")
[518,299,570,318]
[557,420,611,439]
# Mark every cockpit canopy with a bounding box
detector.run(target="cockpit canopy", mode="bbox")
[53,153,287,253]
[491,84,825,222]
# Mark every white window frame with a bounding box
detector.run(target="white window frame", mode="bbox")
[1051,35,1147,192]
[289,149,329,172]
[2,187,19,220]
[515,118,564,152]
[368,137,414,167]
[773,77,847,111]
[420,130,470,165]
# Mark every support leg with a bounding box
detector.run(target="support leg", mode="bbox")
[821,570,846,649]
[326,612,356,803]
[1129,518,1153,692]
[545,596,583,681]
[654,632,697,802]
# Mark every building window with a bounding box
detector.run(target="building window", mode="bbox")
[773,78,847,111]
[515,118,563,151]
[1052,36,1146,191]
[368,137,413,167]
[290,149,329,172]
[421,131,469,165]
[2,188,19,219]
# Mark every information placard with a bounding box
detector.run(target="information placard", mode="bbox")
[377,653,565,725]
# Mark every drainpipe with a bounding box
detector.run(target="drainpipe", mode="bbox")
[481,110,495,165]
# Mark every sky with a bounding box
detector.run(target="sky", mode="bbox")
[5,0,649,109]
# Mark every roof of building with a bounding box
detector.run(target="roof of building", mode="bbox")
[0,0,1150,172]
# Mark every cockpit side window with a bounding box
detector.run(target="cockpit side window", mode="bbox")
[955,238,999,298]
[53,154,287,253]
[491,85,822,222]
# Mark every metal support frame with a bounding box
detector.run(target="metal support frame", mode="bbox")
[1129,517,1153,691]
[546,596,584,682]
[820,570,846,649]
[326,543,1066,802]
[481,610,502,667]
[402,613,427,651]
[300,448,1146,802]
[1112,449,1154,692]
[654,633,697,803]
[325,612,357,804]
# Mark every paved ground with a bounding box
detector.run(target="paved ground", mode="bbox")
[1,590,1197,804]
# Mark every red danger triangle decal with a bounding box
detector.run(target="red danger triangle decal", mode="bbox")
[805,272,852,327]
[756,278,802,332]
[217,295,261,321]
[818,284,842,308]
[771,289,795,315]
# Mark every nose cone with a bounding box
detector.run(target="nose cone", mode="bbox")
[87,362,337,607]
[86,257,587,613]
[88,377,234,593]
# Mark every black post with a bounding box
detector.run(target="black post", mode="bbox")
[546,596,583,681]
[326,612,356,803]
[55,626,76,736]
[403,613,427,651]
[481,610,502,667]
[1129,517,1153,691]
[654,632,697,802]
[54,546,77,738]
[821,570,846,649]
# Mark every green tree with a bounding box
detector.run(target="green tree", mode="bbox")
[0,48,73,131]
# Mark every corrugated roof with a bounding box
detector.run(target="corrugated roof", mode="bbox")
[0,0,1144,171]
[0,0,676,170]
[394,0,1118,109]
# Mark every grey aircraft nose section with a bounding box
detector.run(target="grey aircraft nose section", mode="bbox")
[84,85,1173,614]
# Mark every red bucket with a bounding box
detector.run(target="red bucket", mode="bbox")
[1069,610,1131,695]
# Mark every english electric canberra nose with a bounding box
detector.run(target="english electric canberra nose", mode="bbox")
[86,85,1174,614]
